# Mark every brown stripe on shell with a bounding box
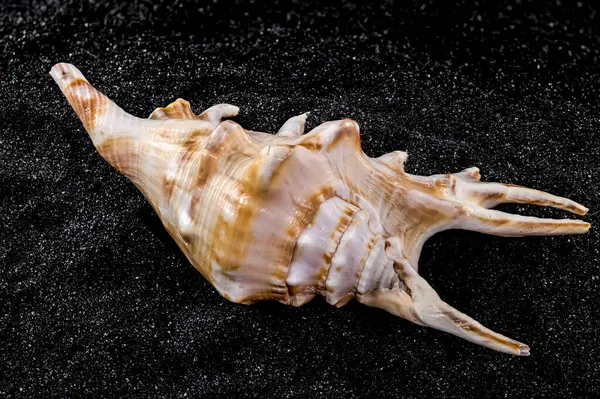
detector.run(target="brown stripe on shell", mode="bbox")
[185,152,218,216]
[161,132,217,202]
[472,183,586,215]
[441,310,525,353]
[327,217,367,301]
[162,177,176,200]
[297,138,322,151]
[197,122,262,273]
[385,173,460,201]
[297,119,362,153]
[204,121,258,161]
[380,182,453,253]
[472,190,505,205]
[95,137,142,177]
[288,196,356,300]
[181,129,208,150]
[208,193,255,272]
[149,98,199,120]
[333,294,354,307]
[238,291,292,305]
[325,119,362,151]
[376,151,408,173]
[206,143,290,275]
[470,212,587,234]
[392,260,412,288]
[63,78,109,132]
[346,235,377,299]
[275,183,338,301]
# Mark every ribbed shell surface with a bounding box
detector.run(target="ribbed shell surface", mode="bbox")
[149,119,398,307]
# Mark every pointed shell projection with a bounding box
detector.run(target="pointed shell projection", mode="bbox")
[50,63,591,356]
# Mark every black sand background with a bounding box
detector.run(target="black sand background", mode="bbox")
[1,1,599,397]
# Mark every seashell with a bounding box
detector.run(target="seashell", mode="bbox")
[50,62,591,356]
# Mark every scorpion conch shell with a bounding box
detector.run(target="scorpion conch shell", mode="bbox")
[51,63,591,356]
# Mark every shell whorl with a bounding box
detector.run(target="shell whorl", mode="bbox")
[51,63,591,356]
[286,196,399,307]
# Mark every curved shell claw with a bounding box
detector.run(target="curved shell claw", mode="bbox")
[449,170,589,215]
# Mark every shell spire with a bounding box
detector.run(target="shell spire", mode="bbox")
[52,63,591,356]
[50,63,163,180]
[50,63,234,203]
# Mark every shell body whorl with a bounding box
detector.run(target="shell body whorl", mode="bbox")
[51,63,591,356]
[163,120,398,307]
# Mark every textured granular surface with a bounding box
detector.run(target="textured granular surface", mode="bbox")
[1,1,599,397]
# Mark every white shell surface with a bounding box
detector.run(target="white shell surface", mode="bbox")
[325,210,373,306]
[286,196,358,305]
[357,238,397,295]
